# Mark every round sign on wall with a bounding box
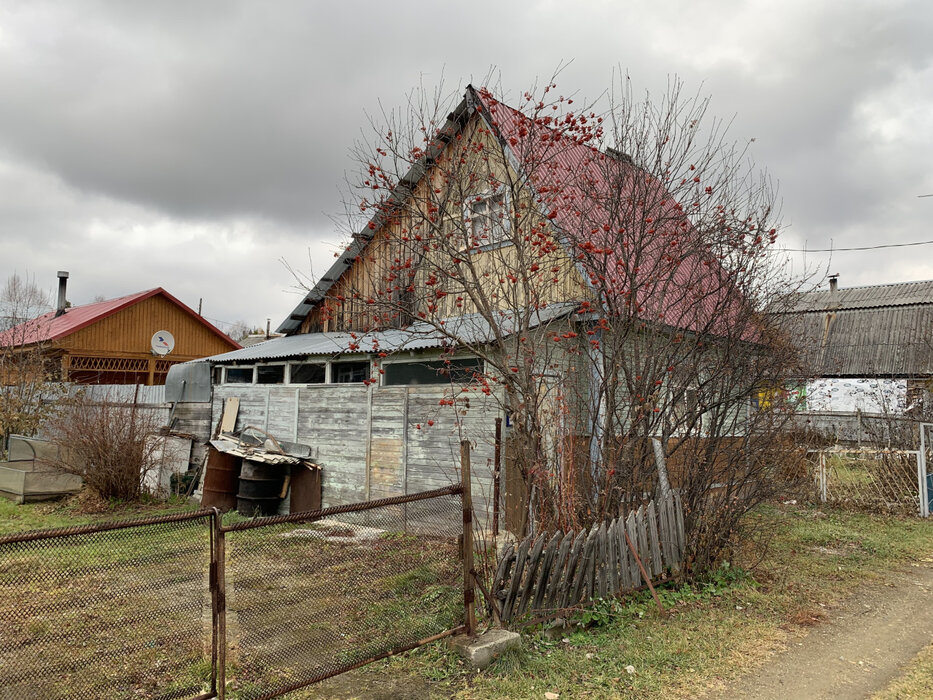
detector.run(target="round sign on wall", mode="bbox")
[151,330,175,356]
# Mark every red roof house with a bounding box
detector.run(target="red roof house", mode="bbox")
[0,283,239,385]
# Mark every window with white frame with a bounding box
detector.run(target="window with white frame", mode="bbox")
[464,187,510,249]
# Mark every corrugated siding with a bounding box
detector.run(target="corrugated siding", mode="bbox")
[788,305,933,376]
[63,383,167,404]
[784,280,933,313]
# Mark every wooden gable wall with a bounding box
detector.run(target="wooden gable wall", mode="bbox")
[299,111,587,335]
[57,293,236,360]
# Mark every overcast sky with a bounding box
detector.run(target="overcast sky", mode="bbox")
[1,0,931,334]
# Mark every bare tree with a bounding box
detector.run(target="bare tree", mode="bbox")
[303,75,809,574]
[0,273,58,450]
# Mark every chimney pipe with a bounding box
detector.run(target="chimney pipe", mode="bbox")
[266,318,271,339]
[55,271,69,317]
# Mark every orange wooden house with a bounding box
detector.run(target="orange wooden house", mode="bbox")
[0,277,239,385]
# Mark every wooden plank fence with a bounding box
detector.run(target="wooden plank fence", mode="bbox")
[491,492,685,624]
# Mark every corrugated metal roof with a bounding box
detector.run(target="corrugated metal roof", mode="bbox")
[204,303,578,363]
[778,282,933,376]
[782,279,933,313]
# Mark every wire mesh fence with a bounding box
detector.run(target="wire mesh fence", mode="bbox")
[218,485,465,700]
[0,485,468,699]
[0,512,216,700]
[811,448,924,516]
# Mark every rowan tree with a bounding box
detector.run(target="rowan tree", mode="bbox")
[307,75,808,574]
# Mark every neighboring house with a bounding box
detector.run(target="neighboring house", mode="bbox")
[189,86,760,530]
[776,277,933,413]
[772,277,933,447]
[0,275,240,385]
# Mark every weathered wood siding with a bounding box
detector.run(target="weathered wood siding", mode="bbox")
[299,110,587,334]
[211,384,500,526]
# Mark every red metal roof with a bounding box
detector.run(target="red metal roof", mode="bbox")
[0,287,240,348]
[475,88,755,340]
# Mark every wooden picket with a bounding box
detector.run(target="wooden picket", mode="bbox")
[491,493,686,624]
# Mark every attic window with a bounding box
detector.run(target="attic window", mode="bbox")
[464,188,510,249]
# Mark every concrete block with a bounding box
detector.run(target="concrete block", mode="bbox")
[448,628,521,669]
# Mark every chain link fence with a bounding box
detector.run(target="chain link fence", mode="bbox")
[0,485,467,700]
[0,512,216,700]
[219,486,465,700]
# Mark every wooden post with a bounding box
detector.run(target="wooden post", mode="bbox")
[147,357,156,386]
[460,440,476,636]
[493,417,502,537]
[624,526,666,617]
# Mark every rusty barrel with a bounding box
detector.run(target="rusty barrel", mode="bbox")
[236,460,284,516]
[200,449,239,511]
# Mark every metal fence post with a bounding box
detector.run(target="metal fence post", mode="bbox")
[215,517,227,700]
[819,451,827,503]
[460,440,476,636]
[917,423,931,518]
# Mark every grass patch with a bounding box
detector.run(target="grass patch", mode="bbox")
[0,490,199,535]
[4,496,933,699]
[373,503,933,700]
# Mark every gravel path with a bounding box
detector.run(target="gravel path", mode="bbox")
[710,562,933,700]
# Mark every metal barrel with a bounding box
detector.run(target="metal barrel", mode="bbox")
[201,449,240,512]
[236,460,285,516]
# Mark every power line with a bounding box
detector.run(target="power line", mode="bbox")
[782,239,933,253]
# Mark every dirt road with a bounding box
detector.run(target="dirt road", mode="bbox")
[709,563,933,700]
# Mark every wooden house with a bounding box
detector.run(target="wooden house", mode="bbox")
[187,86,758,531]
[0,277,240,385]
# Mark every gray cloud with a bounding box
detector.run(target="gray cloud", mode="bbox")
[1,0,932,326]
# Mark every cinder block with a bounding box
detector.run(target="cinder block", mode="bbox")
[448,628,521,669]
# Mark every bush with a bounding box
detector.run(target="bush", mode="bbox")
[46,391,161,501]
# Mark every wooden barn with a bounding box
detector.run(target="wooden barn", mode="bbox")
[0,274,240,385]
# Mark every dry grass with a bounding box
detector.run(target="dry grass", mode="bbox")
[871,642,933,700]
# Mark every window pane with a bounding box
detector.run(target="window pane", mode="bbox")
[256,365,285,384]
[225,367,253,384]
[333,361,369,383]
[291,363,325,384]
[385,358,483,386]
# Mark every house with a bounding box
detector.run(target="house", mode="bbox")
[772,276,933,445]
[0,273,240,385]
[776,277,933,411]
[187,86,768,532]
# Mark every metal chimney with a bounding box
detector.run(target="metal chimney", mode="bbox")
[55,271,69,317]
[828,274,838,293]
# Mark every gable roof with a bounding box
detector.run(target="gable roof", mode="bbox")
[0,287,239,348]
[776,280,933,377]
[279,86,752,340]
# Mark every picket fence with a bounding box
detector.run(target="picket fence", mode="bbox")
[491,493,685,624]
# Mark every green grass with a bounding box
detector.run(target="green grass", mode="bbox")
[358,503,933,700]
[4,495,933,699]
[0,492,200,535]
